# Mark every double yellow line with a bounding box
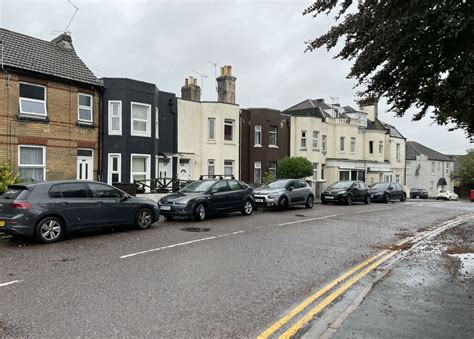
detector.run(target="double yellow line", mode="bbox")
[258,249,399,339]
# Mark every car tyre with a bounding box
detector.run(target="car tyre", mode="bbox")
[278,197,289,211]
[194,203,206,221]
[365,194,371,205]
[35,216,64,244]
[135,208,154,229]
[401,193,406,202]
[305,195,314,208]
[346,195,353,206]
[241,200,253,216]
[383,193,390,203]
[164,215,173,221]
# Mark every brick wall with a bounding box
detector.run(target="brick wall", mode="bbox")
[0,73,100,180]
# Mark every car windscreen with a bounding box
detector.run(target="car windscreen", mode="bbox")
[328,181,353,189]
[371,183,390,189]
[262,180,290,189]
[180,180,216,193]
[0,186,30,200]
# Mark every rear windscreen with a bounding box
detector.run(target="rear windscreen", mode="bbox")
[0,187,30,200]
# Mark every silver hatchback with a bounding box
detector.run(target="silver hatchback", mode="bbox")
[253,179,314,210]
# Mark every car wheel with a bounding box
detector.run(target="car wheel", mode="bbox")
[401,193,406,202]
[164,215,173,221]
[305,195,314,209]
[241,200,253,216]
[135,208,154,229]
[193,203,206,221]
[35,216,64,244]
[346,195,353,206]
[278,197,288,211]
[383,193,390,203]
[365,194,371,204]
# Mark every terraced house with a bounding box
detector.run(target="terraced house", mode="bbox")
[0,28,101,181]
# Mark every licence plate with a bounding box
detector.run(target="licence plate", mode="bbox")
[160,206,171,211]
[255,199,264,203]
[0,220,5,227]
[325,196,334,200]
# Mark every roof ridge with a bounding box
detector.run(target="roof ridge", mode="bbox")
[0,28,55,45]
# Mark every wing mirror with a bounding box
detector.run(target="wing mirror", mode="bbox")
[288,186,294,191]
[120,195,129,202]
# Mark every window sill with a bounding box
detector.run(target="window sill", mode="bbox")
[224,142,236,146]
[207,141,217,144]
[77,121,95,128]
[17,113,49,123]
[108,131,122,136]
[269,145,279,149]
[254,144,263,148]
[312,148,320,152]
[131,133,152,138]
[300,148,307,151]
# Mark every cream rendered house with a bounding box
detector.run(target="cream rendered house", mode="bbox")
[285,98,405,189]
[177,66,240,180]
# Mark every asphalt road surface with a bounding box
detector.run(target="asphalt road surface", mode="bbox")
[0,199,472,337]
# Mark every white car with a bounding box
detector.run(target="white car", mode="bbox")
[436,190,459,201]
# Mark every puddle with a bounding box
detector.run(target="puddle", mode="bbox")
[181,227,211,232]
[447,253,474,278]
[295,214,307,217]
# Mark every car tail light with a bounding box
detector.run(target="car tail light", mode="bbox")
[9,202,32,209]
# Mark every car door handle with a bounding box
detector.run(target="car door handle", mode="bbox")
[96,202,104,205]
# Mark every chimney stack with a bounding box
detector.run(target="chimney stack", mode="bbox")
[359,97,378,122]
[217,65,236,104]
[181,76,201,101]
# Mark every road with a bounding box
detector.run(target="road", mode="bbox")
[0,199,472,337]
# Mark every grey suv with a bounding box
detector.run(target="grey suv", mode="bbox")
[253,179,314,210]
[0,181,160,243]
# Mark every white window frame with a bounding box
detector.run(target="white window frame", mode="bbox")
[301,130,307,149]
[269,126,278,147]
[395,174,400,183]
[340,137,345,152]
[445,163,450,175]
[155,107,159,139]
[431,162,435,175]
[406,161,411,174]
[254,125,262,146]
[378,141,383,155]
[268,161,277,177]
[130,102,151,137]
[224,119,234,142]
[130,154,151,183]
[18,145,46,181]
[396,143,401,161]
[208,118,216,141]
[322,135,327,152]
[107,153,122,184]
[350,137,356,153]
[19,82,47,116]
[312,131,319,150]
[108,100,122,135]
[78,93,93,124]
[77,148,94,180]
[254,161,262,183]
[208,159,215,176]
[224,160,234,176]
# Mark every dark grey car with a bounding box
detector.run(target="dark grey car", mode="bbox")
[0,181,160,243]
[253,179,314,210]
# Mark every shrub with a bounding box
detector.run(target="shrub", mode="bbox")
[277,157,313,179]
[0,162,19,194]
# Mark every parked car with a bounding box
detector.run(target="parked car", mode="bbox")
[436,190,459,201]
[253,179,314,210]
[159,177,254,221]
[410,188,428,199]
[369,182,406,203]
[321,181,371,205]
[0,181,159,243]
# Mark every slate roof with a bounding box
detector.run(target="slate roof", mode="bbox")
[406,141,452,161]
[380,122,405,138]
[284,99,347,119]
[0,28,99,86]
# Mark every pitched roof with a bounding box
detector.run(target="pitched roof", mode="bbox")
[0,28,99,86]
[284,98,348,119]
[406,141,452,161]
[380,121,405,138]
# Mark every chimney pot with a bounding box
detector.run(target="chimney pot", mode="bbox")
[181,75,201,101]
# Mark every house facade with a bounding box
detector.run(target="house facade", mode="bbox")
[0,29,101,182]
[240,108,290,184]
[100,78,177,190]
[405,141,454,197]
[177,66,240,180]
[285,98,405,188]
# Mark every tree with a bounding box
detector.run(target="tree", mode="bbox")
[304,0,474,133]
[457,151,474,184]
[277,157,313,179]
[0,162,19,194]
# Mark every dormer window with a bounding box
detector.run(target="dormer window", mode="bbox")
[19,83,47,116]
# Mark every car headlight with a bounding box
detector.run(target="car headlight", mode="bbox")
[337,191,346,195]
[176,198,191,205]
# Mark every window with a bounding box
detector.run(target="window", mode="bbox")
[396,143,401,161]
[88,182,122,198]
[78,93,93,123]
[155,107,159,139]
[268,161,277,178]
[228,180,241,191]
[131,154,150,183]
[208,159,215,176]
[431,162,435,175]
[131,102,151,137]
[446,163,450,174]
[430,181,434,190]
[254,161,262,183]
[406,161,411,175]
[58,183,88,198]
[340,137,345,152]
[108,153,121,184]
[19,82,47,116]
[437,162,441,172]
[208,118,216,140]
[339,170,350,181]
[350,137,356,153]
[269,126,278,147]
[254,125,262,146]
[18,145,45,181]
[369,141,374,154]
[224,119,234,141]
[312,131,319,149]
[224,160,234,176]
[108,101,122,135]
[301,130,307,149]
[322,135,327,152]
[395,174,400,183]
[378,141,383,155]
[211,181,229,193]
[321,165,325,180]
[312,162,318,180]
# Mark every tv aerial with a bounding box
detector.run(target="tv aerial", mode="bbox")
[64,0,79,33]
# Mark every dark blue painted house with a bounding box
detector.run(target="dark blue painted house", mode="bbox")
[100,78,177,190]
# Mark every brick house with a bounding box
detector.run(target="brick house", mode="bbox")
[0,28,101,181]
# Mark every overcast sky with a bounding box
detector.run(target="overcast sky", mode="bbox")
[1,0,471,154]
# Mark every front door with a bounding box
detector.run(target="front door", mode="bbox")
[77,156,93,180]
[178,159,190,181]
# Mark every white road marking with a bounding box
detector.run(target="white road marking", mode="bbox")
[352,207,392,214]
[278,214,338,227]
[0,280,23,287]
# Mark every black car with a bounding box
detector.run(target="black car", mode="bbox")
[0,181,160,243]
[369,182,406,203]
[410,188,428,199]
[321,180,371,205]
[159,178,254,221]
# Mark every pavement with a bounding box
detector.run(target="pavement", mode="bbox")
[0,199,473,337]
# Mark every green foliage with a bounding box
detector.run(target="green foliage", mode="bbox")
[262,171,275,184]
[304,0,474,133]
[277,157,313,179]
[0,162,19,194]
[458,151,474,184]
